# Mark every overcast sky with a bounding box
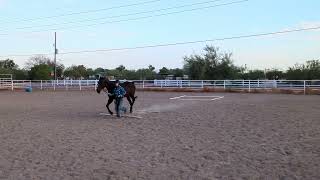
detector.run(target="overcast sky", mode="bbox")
[0,0,319,70]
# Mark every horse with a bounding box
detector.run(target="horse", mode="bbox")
[96,77,137,115]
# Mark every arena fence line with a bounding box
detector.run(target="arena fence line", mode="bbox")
[0,74,13,91]
[2,79,320,95]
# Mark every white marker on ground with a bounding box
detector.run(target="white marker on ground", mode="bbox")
[99,113,143,119]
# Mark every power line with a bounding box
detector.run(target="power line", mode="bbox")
[60,26,320,54]
[0,0,248,36]
[1,0,228,32]
[1,26,319,58]
[0,0,161,24]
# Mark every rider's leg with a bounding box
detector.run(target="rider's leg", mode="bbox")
[119,98,127,113]
[114,98,121,117]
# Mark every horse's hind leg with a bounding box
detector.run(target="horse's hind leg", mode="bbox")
[129,95,137,113]
[106,97,114,115]
[126,96,133,113]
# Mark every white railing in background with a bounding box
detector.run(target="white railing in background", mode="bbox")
[1,79,319,94]
[0,74,13,91]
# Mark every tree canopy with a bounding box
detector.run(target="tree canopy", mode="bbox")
[1,46,319,80]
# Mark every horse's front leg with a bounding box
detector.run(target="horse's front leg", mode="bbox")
[106,97,114,115]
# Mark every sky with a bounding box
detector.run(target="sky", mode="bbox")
[0,0,319,70]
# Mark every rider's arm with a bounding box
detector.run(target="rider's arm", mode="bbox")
[121,87,126,96]
[107,89,115,96]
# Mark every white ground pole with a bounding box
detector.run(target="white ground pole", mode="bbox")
[99,113,143,119]
[169,95,224,101]
[169,95,186,100]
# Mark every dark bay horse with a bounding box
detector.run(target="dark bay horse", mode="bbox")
[96,77,137,115]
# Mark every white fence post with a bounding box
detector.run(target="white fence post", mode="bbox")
[142,80,145,88]
[248,80,251,92]
[201,81,204,88]
[40,80,43,90]
[79,80,82,91]
[223,80,226,90]
[11,80,14,91]
[94,80,97,90]
[304,80,306,95]
[53,80,56,91]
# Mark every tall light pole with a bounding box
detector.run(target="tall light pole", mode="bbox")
[54,32,57,80]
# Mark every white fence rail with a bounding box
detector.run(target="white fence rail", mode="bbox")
[1,79,320,94]
[0,74,13,90]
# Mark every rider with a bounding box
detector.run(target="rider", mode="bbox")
[112,80,127,117]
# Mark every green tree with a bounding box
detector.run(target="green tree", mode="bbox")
[94,67,105,76]
[0,68,12,74]
[241,70,265,80]
[286,64,304,80]
[13,69,28,80]
[286,60,320,80]
[64,65,88,79]
[136,67,156,80]
[159,67,170,76]
[87,68,95,77]
[170,68,184,77]
[116,65,126,72]
[26,55,64,79]
[148,65,155,71]
[29,64,51,80]
[25,56,51,69]
[183,45,239,80]
[0,59,17,69]
[266,69,284,80]
[305,60,320,79]
[0,59,28,80]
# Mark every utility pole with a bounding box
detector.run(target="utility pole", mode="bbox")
[54,32,57,80]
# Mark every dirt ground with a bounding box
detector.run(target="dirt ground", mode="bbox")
[0,91,319,180]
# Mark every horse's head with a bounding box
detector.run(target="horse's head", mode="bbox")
[96,77,111,94]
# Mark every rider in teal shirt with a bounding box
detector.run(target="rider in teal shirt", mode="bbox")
[112,80,127,117]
